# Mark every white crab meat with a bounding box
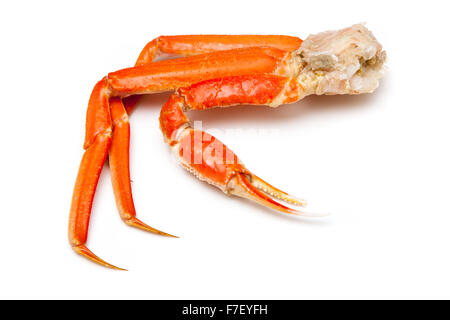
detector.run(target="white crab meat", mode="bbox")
[295,24,386,97]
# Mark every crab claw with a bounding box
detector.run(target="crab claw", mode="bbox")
[228,172,328,217]
[171,128,327,217]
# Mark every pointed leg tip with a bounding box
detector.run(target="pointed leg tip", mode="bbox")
[72,245,127,271]
[109,265,128,271]
[125,217,178,238]
[168,234,180,239]
[159,232,180,239]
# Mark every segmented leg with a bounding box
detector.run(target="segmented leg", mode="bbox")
[110,47,290,231]
[114,38,300,239]
[110,47,292,228]
[70,25,387,269]
[109,98,177,237]
[108,47,290,95]
[115,39,285,236]
[70,80,176,269]
[69,80,125,270]
[159,75,324,216]
[124,35,302,112]
[135,34,302,66]
[71,44,293,269]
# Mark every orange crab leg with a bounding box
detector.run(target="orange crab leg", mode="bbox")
[159,75,318,215]
[69,80,125,270]
[71,44,297,269]
[109,97,177,237]
[135,34,302,65]
[69,79,176,269]
[110,47,289,226]
[125,35,302,112]
[109,47,289,96]
[178,74,302,109]
[125,46,286,112]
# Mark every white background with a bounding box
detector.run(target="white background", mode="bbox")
[1,0,449,299]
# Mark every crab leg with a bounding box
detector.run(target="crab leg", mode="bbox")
[70,25,387,269]
[69,80,125,270]
[108,47,290,96]
[112,43,292,235]
[159,74,325,216]
[109,98,177,237]
[69,80,175,269]
[135,34,302,65]
[124,35,302,112]
[108,46,291,223]
[70,46,294,269]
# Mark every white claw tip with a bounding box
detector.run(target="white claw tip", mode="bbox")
[293,209,330,218]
